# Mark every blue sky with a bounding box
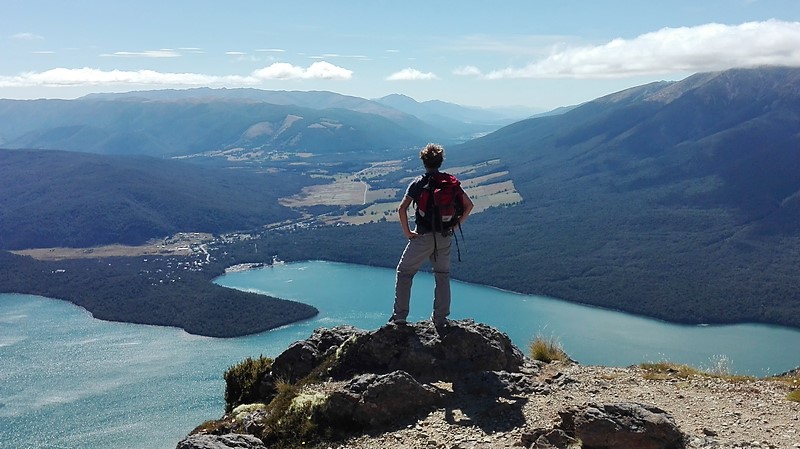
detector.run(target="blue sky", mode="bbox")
[2,0,800,110]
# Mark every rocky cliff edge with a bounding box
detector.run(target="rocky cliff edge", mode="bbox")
[176,320,799,449]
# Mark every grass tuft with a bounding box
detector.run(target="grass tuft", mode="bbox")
[639,360,754,382]
[529,334,570,363]
[639,361,701,380]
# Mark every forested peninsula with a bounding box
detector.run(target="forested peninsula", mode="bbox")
[0,248,318,338]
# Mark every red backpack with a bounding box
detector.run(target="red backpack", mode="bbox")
[415,172,464,234]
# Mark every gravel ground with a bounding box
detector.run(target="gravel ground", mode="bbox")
[327,363,800,449]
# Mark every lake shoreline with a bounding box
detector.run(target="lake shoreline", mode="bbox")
[3,249,800,339]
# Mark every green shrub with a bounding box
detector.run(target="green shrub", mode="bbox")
[639,360,754,382]
[224,355,273,412]
[639,362,701,380]
[529,334,570,363]
[788,390,800,402]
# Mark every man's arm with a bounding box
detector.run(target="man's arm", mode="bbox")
[458,189,475,226]
[397,195,417,239]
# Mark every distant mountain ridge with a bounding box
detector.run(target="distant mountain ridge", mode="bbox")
[0,96,436,157]
[375,93,541,140]
[0,88,533,156]
[83,87,411,120]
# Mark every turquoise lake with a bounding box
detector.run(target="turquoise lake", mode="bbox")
[2,260,799,449]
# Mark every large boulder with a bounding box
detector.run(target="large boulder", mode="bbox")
[328,319,526,381]
[271,325,365,383]
[523,402,686,449]
[319,370,443,428]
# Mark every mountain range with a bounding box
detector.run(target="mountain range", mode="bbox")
[0,89,535,157]
[2,66,799,330]
[444,65,800,328]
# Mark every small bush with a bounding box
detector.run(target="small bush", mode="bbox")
[224,355,273,412]
[788,390,800,402]
[639,362,701,380]
[640,360,754,382]
[529,334,570,363]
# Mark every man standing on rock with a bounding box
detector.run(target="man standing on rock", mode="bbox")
[390,143,474,327]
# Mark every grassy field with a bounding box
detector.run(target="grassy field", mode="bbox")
[12,233,214,261]
[285,158,523,225]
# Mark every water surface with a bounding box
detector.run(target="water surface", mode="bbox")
[2,260,799,449]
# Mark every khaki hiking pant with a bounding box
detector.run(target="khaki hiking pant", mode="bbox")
[392,231,452,324]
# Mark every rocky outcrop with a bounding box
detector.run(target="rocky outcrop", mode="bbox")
[326,320,526,381]
[176,320,703,449]
[178,319,537,448]
[176,433,266,449]
[522,402,686,449]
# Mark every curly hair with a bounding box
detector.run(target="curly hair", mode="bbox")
[419,143,444,169]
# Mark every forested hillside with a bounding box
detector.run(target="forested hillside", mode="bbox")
[442,66,800,328]
[0,149,304,249]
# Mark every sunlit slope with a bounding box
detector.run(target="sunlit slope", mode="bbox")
[442,66,800,327]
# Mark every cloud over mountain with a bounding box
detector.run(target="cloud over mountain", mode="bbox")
[0,61,353,87]
[458,20,800,79]
[386,68,439,81]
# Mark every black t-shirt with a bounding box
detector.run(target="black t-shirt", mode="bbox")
[404,174,427,202]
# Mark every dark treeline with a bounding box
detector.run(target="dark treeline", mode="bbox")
[3,205,799,339]
[236,215,800,330]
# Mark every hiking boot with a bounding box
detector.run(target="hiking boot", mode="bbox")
[432,319,450,328]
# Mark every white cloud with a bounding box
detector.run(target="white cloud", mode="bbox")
[256,48,286,52]
[0,61,353,88]
[465,20,800,79]
[225,51,247,55]
[252,61,352,80]
[311,53,370,60]
[386,68,439,81]
[453,66,483,77]
[304,61,353,79]
[101,50,181,58]
[11,32,44,40]
[0,68,223,87]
